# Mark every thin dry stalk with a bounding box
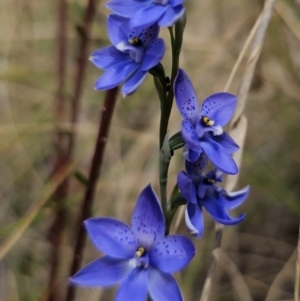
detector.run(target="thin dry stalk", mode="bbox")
[65,87,119,301]
[47,0,69,299]
[199,1,277,301]
[295,223,300,301]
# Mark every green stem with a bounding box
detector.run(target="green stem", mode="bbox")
[158,15,186,234]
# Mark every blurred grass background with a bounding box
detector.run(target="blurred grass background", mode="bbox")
[0,0,300,300]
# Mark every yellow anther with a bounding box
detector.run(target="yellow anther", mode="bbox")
[135,247,145,257]
[206,178,215,184]
[128,37,142,46]
[202,116,214,126]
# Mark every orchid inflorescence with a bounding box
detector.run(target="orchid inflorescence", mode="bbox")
[71,1,250,301]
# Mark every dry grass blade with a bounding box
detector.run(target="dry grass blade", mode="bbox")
[265,248,296,301]
[218,249,252,301]
[275,1,300,43]
[0,163,75,260]
[223,14,262,93]
[295,223,300,301]
[199,0,277,301]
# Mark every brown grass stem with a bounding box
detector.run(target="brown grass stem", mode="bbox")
[47,0,69,300]
[199,1,277,301]
[295,222,300,301]
[65,87,119,301]
[67,0,99,157]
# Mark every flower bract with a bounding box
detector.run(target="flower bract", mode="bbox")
[106,0,185,29]
[177,153,249,237]
[70,184,196,301]
[90,14,165,96]
[174,68,239,175]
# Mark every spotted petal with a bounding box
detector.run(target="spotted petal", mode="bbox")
[115,268,149,301]
[185,152,208,176]
[158,5,185,27]
[142,38,165,71]
[177,171,197,204]
[200,92,237,127]
[150,235,195,273]
[174,69,199,122]
[201,196,245,225]
[85,217,138,259]
[148,268,183,301]
[129,5,168,29]
[89,46,129,71]
[69,256,132,286]
[131,185,165,250]
[200,135,238,175]
[185,202,204,238]
[181,119,200,151]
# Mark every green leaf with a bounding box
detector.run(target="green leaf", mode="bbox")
[169,131,185,151]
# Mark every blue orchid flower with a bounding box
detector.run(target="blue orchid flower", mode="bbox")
[177,154,249,238]
[90,14,165,96]
[70,185,195,301]
[174,68,239,175]
[106,0,185,29]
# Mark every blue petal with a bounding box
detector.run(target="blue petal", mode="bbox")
[150,235,195,273]
[158,5,185,27]
[106,0,149,18]
[174,69,199,122]
[200,92,237,127]
[142,38,165,71]
[85,217,138,259]
[130,5,168,29]
[148,268,183,301]
[89,46,129,71]
[170,0,185,6]
[121,67,147,96]
[138,23,159,48]
[95,61,139,90]
[185,152,208,176]
[183,146,202,162]
[131,185,165,250]
[185,202,204,238]
[107,15,129,48]
[197,182,211,199]
[181,119,200,150]
[115,268,148,301]
[69,256,132,286]
[220,185,250,210]
[177,171,197,204]
[201,196,245,225]
[200,135,238,175]
[211,132,239,154]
